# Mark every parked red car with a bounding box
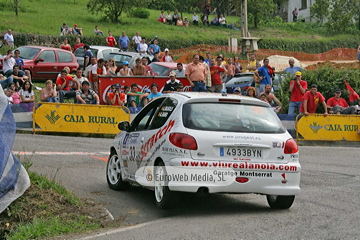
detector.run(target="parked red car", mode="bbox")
[0,46,79,81]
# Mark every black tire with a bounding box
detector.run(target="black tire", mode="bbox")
[266,195,295,209]
[154,161,179,209]
[106,151,130,190]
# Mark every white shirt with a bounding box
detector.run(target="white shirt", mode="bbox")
[73,76,88,85]
[3,56,16,73]
[166,14,171,20]
[138,43,148,53]
[84,64,95,78]
[174,68,186,77]
[4,33,14,43]
[219,17,226,23]
[6,96,13,104]
[19,89,34,101]
[192,15,198,21]
[91,64,107,75]
[132,35,141,44]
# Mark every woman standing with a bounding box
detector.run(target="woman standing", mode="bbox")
[234,56,243,74]
[60,38,72,52]
[40,80,58,102]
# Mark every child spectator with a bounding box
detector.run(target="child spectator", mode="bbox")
[106,31,116,47]
[148,83,163,101]
[8,83,20,104]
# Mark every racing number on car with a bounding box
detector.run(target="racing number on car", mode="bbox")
[251,106,264,114]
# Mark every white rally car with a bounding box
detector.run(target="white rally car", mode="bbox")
[107,92,301,209]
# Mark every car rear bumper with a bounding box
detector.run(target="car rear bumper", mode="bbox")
[167,158,301,195]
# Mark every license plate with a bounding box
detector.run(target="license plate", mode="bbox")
[220,147,262,158]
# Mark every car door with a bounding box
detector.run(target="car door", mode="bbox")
[124,97,166,177]
[34,50,57,80]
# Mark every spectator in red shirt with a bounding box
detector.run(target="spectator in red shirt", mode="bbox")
[56,69,75,102]
[300,84,328,117]
[73,38,84,53]
[327,89,357,114]
[106,31,116,47]
[209,57,227,93]
[288,71,307,115]
[109,83,125,106]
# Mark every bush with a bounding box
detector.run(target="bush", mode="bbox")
[129,8,150,19]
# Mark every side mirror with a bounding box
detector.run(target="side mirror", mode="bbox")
[35,58,44,63]
[118,121,130,131]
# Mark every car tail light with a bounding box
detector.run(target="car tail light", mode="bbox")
[284,139,298,154]
[235,177,249,183]
[169,133,198,150]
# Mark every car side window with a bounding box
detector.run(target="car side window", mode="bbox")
[102,50,112,59]
[58,51,73,63]
[131,98,166,132]
[38,50,55,63]
[74,48,85,57]
[149,97,178,130]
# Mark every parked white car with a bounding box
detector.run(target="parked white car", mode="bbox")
[74,45,120,69]
[107,92,301,209]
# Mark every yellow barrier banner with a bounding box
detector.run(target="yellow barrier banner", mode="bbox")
[296,114,360,141]
[33,103,130,134]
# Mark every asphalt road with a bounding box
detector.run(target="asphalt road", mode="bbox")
[13,134,360,239]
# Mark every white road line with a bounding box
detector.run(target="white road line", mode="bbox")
[12,151,109,156]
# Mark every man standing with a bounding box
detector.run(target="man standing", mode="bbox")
[162,48,173,62]
[199,55,211,90]
[246,53,258,72]
[137,37,148,53]
[300,84,328,117]
[327,89,357,114]
[132,32,142,51]
[106,31,116,47]
[260,84,282,107]
[118,31,130,51]
[185,54,207,92]
[84,56,97,79]
[174,63,186,77]
[83,45,93,70]
[209,57,227,93]
[76,81,100,105]
[288,71,307,115]
[73,38,84,52]
[204,53,211,65]
[284,58,304,77]
[254,58,271,94]
[108,83,125,106]
[4,29,14,48]
[292,7,298,22]
[163,72,180,93]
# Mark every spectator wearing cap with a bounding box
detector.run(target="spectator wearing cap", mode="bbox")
[233,88,241,95]
[284,58,304,77]
[185,54,207,92]
[60,23,68,35]
[120,61,133,76]
[288,71,307,115]
[132,58,146,76]
[108,83,125,106]
[73,24,83,35]
[162,48,173,62]
[142,57,153,76]
[148,39,161,56]
[163,72,180,93]
[137,37,148,53]
[94,25,104,36]
[127,83,149,107]
[327,89,357,115]
[174,63,186,77]
[151,52,160,63]
[300,84,328,117]
[148,83,163,101]
[76,81,100,105]
[192,12,199,25]
[176,83,184,92]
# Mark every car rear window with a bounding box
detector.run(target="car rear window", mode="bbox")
[149,64,169,76]
[58,51,73,63]
[112,54,132,63]
[182,103,285,133]
[17,47,41,60]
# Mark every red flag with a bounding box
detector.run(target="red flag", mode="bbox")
[343,80,359,102]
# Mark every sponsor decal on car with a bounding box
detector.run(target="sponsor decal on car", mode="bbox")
[162,147,188,157]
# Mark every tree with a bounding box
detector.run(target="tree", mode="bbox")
[325,0,356,33]
[310,0,330,24]
[87,0,149,23]
[247,0,277,28]
[169,0,200,20]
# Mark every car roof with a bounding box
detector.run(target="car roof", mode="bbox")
[18,46,71,52]
[166,92,269,107]
[109,52,151,57]
[89,46,119,50]
[150,62,188,67]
